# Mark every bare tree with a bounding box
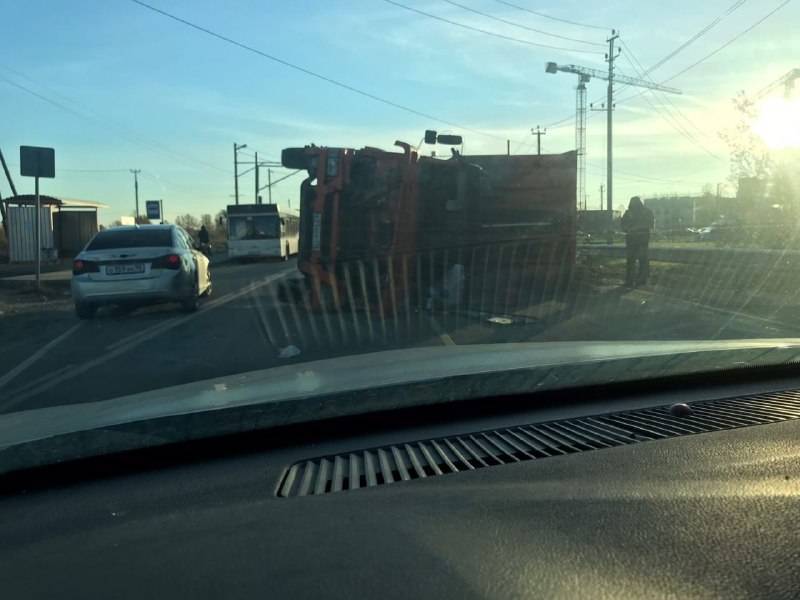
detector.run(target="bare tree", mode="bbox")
[720,92,772,185]
[174,214,200,234]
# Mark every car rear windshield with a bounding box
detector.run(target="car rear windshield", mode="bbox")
[87,229,173,250]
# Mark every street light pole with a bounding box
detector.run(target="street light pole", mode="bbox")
[130,169,141,220]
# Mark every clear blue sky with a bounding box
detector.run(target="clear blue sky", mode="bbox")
[1,0,797,222]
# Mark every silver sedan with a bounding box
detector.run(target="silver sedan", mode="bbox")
[71,225,212,318]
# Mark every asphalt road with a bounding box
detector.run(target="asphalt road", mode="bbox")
[1,256,799,416]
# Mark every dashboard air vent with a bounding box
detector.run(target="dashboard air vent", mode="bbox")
[278,390,800,497]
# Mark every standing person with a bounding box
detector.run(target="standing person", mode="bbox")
[621,196,654,287]
[197,224,212,258]
[198,224,210,245]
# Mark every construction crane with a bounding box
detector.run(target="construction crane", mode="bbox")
[756,68,800,99]
[546,53,682,212]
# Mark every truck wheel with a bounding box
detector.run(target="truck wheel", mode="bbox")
[75,302,97,320]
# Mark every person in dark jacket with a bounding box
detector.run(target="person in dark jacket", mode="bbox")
[621,196,654,287]
[198,225,210,245]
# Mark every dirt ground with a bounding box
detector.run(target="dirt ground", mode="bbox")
[0,286,72,317]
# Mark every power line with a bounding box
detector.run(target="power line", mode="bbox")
[263,169,304,188]
[617,0,793,104]
[439,0,604,47]
[130,0,513,143]
[380,0,604,54]
[56,168,131,173]
[490,0,609,31]
[642,0,748,76]
[0,75,87,120]
[586,163,707,186]
[618,40,724,162]
[618,39,709,139]
[610,0,748,99]
[545,0,790,133]
[660,0,792,85]
[0,73,230,175]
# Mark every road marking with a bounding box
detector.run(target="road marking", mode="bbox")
[0,269,292,413]
[102,267,293,354]
[0,323,82,390]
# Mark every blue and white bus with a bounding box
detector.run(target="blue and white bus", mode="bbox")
[226,204,299,260]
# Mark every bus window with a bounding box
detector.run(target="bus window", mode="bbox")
[229,215,280,240]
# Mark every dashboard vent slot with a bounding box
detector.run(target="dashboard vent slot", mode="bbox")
[278,390,800,497]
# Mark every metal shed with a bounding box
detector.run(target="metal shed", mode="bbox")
[2,195,107,262]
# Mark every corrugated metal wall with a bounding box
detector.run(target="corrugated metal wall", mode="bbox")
[53,211,97,256]
[8,206,54,263]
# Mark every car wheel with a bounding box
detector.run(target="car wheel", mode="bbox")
[75,302,97,319]
[181,275,201,312]
[181,293,200,313]
[204,269,212,297]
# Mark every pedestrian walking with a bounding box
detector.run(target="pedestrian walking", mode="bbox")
[621,196,654,287]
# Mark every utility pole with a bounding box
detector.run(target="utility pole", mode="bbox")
[254,152,259,204]
[600,184,604,211]
[606,30,619,214]
[130,169,141,219]
[507,140,510,156]
[546,57,678,215]
[532,126,547,155]
[233,142,247,205]
[0,147,18,229]
[268,169,272,204]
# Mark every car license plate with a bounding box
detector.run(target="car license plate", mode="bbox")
[106,263,145,275]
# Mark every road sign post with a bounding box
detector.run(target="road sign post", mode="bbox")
[145,200,163,222]
[19,146,55,290]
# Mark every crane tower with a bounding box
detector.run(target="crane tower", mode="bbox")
[547,51,682,212]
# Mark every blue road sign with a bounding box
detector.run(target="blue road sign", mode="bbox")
[146,200,161,220]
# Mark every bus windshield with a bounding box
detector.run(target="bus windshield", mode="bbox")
[229,215,280,240]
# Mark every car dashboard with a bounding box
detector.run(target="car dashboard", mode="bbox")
[2,374,800,599]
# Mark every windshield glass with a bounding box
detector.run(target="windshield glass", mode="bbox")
[1,0,798,467]
[87,229,173,250]
[229,215,279,240]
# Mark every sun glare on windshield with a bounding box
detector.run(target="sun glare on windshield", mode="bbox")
[0,0,798,419]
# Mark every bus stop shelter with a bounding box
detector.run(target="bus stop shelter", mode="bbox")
[2,195,107,262]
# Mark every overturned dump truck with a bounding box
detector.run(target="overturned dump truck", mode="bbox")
[281,141,577,313]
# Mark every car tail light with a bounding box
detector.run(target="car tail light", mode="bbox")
[73,260,99,275]
[152,254,182,270]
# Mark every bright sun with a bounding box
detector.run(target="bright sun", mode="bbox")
[753,96,800,149]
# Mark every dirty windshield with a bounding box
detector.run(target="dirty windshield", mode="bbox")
[1,1,799,435]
